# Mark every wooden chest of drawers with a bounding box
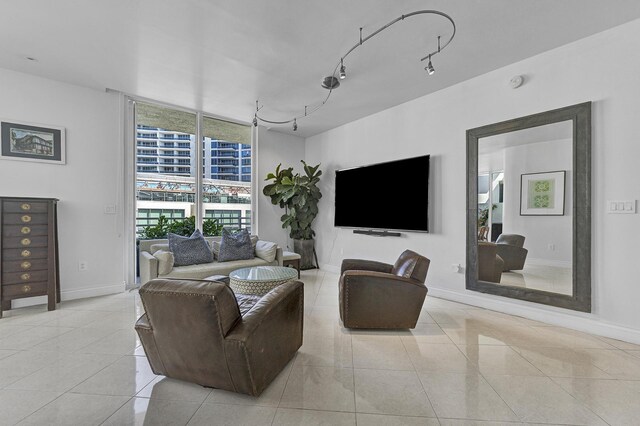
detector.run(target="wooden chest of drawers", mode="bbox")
[0,197,59,318]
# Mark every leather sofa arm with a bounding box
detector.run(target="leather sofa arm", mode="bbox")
[341,259,393,275]
[134,313,164,375]
[495,245,528,271]
[340,270,427,329]
[224,280,303,396]
[139,251,158,285]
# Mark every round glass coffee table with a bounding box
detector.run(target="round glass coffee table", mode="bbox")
[229,266,298,296]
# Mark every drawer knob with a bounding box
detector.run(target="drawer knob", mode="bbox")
[21,273,31,281]
[21,203,31,211]
[21,249,31,258]
[22,285,32,293]
[21,226,31,234]
[21,215,32,223]
[21,261,32,269]
[21,238,31,246]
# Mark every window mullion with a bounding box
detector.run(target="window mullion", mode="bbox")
[195,112,203,229]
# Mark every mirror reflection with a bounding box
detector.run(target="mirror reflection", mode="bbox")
[477,120,573,295]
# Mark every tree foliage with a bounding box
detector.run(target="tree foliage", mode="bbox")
[138,215,224,239]
[263,161,322,240]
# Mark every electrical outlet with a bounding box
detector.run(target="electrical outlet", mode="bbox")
[548,244,556,251]
[608,200,636,214]
[78,261,88,271]
[104,204,116,214]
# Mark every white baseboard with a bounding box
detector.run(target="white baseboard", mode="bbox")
[10,283,125,309]
[60,284,125,301]
[428,286,640,345]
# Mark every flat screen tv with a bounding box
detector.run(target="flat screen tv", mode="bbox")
[334,155,430,232]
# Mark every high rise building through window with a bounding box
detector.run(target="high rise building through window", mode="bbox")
[136,127,251,181]
[134,102,252,237]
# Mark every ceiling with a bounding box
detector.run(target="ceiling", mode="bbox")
[479,121,573,155]
[1,1,639,137]
[478,121,572,172]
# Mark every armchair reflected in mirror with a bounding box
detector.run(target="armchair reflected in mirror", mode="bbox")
[466,103,591,312]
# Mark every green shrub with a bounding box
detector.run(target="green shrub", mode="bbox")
[138,215,224,239]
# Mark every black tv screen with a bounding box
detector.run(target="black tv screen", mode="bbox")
[334,155,430,232]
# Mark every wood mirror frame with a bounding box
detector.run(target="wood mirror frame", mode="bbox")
[466,102,591,312]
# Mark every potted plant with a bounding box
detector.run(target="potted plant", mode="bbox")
[263,161,322,269]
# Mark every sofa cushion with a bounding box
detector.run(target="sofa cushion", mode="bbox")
[168,229,214,267]
[255,240,277,263]
[153,249,175,275]
[218,229,254,262]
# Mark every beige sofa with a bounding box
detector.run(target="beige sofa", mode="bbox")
[139,236,283,285]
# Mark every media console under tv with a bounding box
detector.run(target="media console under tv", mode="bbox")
[353,229,402,237]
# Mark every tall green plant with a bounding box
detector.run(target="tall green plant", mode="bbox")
[263,161,322,240]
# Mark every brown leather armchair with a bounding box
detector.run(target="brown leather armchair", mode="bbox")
[478,242,504,283]
[339,250,430,329]
[495,234,528,271]
[135,278,303,396]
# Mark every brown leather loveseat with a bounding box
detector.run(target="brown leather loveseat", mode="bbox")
[339,250,430,329]
[135,278,303,396]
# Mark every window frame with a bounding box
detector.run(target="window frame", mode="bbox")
[125,95,255,287]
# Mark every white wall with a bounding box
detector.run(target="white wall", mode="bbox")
[306,19,640,340]
[503,139,572,264]
[0,68,124,304]
[256,127,305,250]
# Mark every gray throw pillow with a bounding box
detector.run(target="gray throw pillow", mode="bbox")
[218,229,254,262]
[167,229,214,267]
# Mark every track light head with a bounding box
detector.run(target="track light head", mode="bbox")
[293,118,298,131]
[321,75,341,90]
[425,55,435,75]
[339,60,346,80]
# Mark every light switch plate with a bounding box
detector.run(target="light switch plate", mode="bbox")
[104,204,117,214]
[608,200,636,214]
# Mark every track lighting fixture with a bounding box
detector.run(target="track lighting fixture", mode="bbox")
[253,10,456,130]
[321,76,341,90]
[425,54,435,75]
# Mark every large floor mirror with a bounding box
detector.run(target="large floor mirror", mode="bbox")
[466,102,591,312]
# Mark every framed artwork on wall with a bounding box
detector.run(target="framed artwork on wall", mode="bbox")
[0,120,66,164]
[520,170,565,215]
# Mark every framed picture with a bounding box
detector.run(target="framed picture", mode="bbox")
[1,120,66,164]
[520,170,565,215]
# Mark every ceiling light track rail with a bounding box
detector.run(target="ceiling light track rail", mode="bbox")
[253,9,456,131]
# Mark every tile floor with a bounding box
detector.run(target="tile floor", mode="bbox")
[0,269,639,425]
[500,264,572,296]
